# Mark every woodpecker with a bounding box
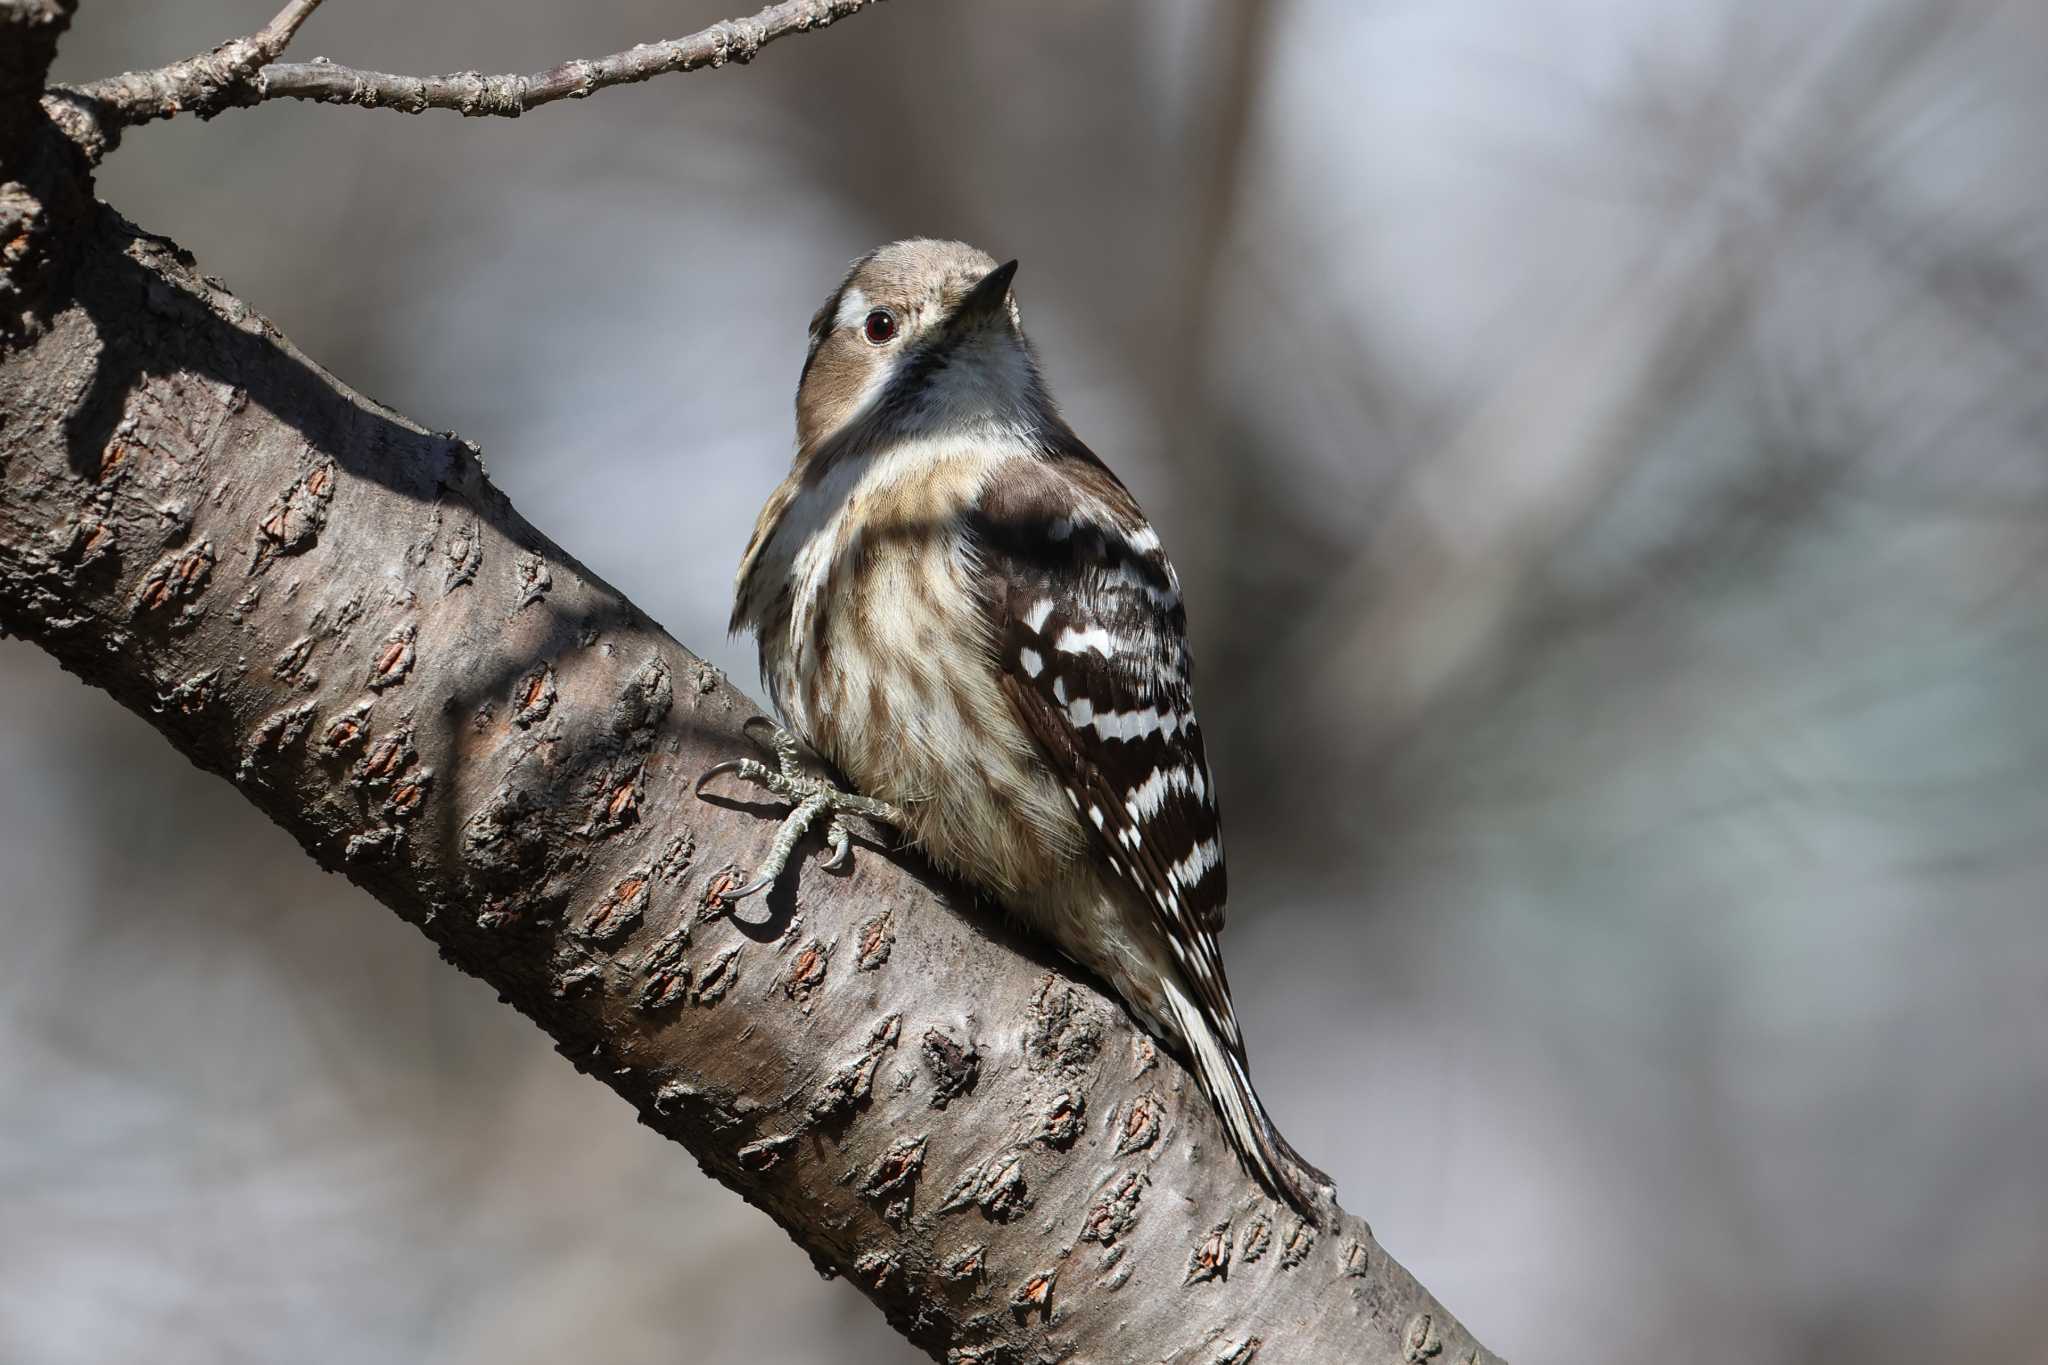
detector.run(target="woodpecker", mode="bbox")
[706,239,1331,1220]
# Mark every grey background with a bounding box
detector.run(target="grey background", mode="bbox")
[9,1,2048,1361]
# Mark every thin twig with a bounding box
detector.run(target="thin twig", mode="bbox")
[254,0,324,55]
[45,0,881,159]
[41,0,321,158]
[257,0,878,117]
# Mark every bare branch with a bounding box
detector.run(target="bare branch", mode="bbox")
[255,0,878,117]
[45,0,881,160]
[254,0,324,54]
[41,0,319,157]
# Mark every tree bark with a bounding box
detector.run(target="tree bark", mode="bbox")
[0,24,1500,1365]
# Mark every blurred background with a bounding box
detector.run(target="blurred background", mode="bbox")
[9,0,2048,1360]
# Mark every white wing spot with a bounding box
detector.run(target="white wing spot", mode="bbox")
[1021,598,1055,633]
[1019,647,1043,678]
[1102,557,1181,608]
[1055,625,1113,657]
[1168,837,1224,891]
[1128,765,1206,819]
[1092,707,1164,742]
[1089,805,1106,830]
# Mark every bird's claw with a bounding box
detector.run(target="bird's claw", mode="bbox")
[724,872,777,903]
[821,819,854,872]
[694,756,752,794]
[695,720,905,899]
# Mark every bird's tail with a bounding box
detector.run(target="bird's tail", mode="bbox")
[1159,974,1334,1224]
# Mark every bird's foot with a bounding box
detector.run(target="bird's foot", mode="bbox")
[694,716,906,901]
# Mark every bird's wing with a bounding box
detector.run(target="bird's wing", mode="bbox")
[969,449,1241,1049]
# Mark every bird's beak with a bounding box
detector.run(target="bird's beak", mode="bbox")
[946,259,1019,331]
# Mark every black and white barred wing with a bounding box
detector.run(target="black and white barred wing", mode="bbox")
[970,472,1242,1049]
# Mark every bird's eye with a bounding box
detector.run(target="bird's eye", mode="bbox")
[862,308,897,344]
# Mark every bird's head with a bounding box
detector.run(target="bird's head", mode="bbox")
[793,239,1044,457]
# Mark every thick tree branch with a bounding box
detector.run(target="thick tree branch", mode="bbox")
[0,16,1499,1364]
[45,0,882,162]
[0,0,74,106]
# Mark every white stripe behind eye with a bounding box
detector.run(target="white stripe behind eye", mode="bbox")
[833,287,871,332]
